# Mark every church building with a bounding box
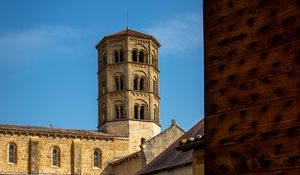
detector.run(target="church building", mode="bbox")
[0,29,185,175]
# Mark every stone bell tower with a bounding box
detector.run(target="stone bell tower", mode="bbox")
[96,29,161,151]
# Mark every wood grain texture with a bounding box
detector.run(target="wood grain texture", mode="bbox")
[204,0,300,174]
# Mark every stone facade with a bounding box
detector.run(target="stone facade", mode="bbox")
[0,130,129,174]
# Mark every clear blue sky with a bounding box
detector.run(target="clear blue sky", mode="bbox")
[0,0,203,131]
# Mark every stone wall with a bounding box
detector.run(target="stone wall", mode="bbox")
[112,152,145,175]
[0,133,129,175]
[141,123,185,164]
[128,120,160,153]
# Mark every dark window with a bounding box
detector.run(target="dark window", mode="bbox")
[134,77,138,90]
[120,50,124,62]
[140,78,144,90]
[115,77,119,90]
[120,106,124,119]
[140,106,145,119]
[134,105,139,119]
[52,147,60,166]
[139,51,144,63]
[132,50,137,62]
[116,106,119,119]
[115,51,119,63]
[8,144,16,163]
[120,76,124,90]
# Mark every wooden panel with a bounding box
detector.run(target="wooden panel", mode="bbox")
[204,0,300,174]
[204,0,300,66]
[206,96,300,147]
[206,40,300,92]
[206,69,300,115]
[205,137,300,174]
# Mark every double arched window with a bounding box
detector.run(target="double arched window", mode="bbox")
[52,146,60,167]
[134,104,146,120]
[114,50,124,63]
[132,49,146,63]
[115,75,124,91]
[8,143,17,164]
[93,149,102,168]
[133,76,146,91]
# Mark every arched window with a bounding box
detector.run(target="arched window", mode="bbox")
[134,77,138,90]
[8,143,16,164]
[140,106,145,119]
[93,149,101,168]
[120,50,124,62]
[114,51,119,63]
[139,51,144,63]
[52,147,60,167]
[134,105,139,119]
[132,50,137,62]
[140,78,144,91]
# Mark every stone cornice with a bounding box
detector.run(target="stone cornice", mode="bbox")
[97,62,159,74]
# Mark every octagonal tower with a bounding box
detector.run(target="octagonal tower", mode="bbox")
[96,29,161,151]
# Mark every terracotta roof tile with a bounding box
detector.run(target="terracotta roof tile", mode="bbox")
[138,119,204,175]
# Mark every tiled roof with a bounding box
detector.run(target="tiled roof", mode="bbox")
[109,29,153,38]
[0,124,125,139]
[96,28,160,48]
[138,119,204,175]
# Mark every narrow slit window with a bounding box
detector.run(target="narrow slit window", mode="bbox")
[120,106,124,119]
[140,78,144,91]
[134,105,139,119]
[120,76,124,90]
[116,106,119,119]
[93,149,101,168]
[140,106,145,119]
[52,147,60,167]
[115,77,119,91]
[139,51,144,63]
[132,50,137,62]
[8,143,16,164]
[134,77,138,90]
[120,50,124,62]
[115,51,119,63]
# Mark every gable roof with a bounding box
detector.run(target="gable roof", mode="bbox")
[138,119,204,175]
[95,28,161,49]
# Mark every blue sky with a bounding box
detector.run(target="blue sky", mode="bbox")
[0,0,203,131]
